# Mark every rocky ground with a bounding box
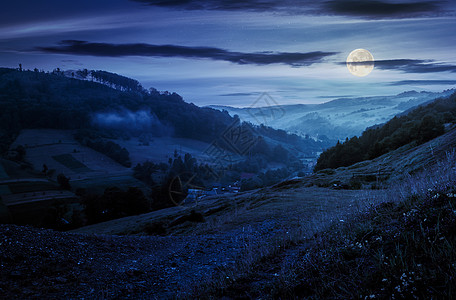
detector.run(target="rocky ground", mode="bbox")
[0,218,301,299]
[0,224,241,298]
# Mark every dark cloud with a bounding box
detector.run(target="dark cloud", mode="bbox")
[324,0,440,18]
[131,0,445,18]
[132,0,286,11]
[36,40,337,66]
[389,80,456,86]
[341,59,456,73]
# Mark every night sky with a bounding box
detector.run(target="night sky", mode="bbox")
[1,0,455,106]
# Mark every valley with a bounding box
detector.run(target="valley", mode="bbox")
[0,68,455,299]
[210,90,455,140]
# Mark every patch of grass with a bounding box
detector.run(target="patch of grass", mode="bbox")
[52,154,91,173]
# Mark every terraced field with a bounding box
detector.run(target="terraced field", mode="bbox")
[52,154,91,173]
[11,129,127,178]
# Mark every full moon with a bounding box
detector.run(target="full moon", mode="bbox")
[346,49,374,77]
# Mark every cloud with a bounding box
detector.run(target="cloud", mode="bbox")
[323,0,440,18]
[36,40,337,66]
[219,92,261,97]
[92,109,173,135]
[132,0,287,11]
[389,80,456,86]
[131,0,445,18]
[375,59,456,73]
[340,59,456,73]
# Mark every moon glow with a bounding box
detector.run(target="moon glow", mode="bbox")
[346,49,374,77]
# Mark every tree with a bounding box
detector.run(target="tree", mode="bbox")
[57,173,71,190]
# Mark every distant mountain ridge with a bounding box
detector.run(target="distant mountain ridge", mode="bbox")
[208,89,455,140]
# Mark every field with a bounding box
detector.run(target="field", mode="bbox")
[11,129,127,178]
[112,136,215,165]
[2,130,152,224]
[52,154,91,173]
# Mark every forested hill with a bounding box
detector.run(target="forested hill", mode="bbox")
[315,91,456,171]
[0,68,325,155]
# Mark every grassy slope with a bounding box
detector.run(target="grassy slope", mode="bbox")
[197,150,456,299]
[308,125,456,188]
[72,186,384,236]
[10,129,127,178]
[9,129,149,194]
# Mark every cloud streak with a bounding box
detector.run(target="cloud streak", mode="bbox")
[389,80,456,86]
[341,59,456,73]
[323,0,440,18]
[375,59,456,73]
[36,40,338,66]
[131,0,445,19]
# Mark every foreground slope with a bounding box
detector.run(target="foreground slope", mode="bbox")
[1,185,384,299]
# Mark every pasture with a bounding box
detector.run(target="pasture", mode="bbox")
[52,154,91,173]
[11,129,128,178]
